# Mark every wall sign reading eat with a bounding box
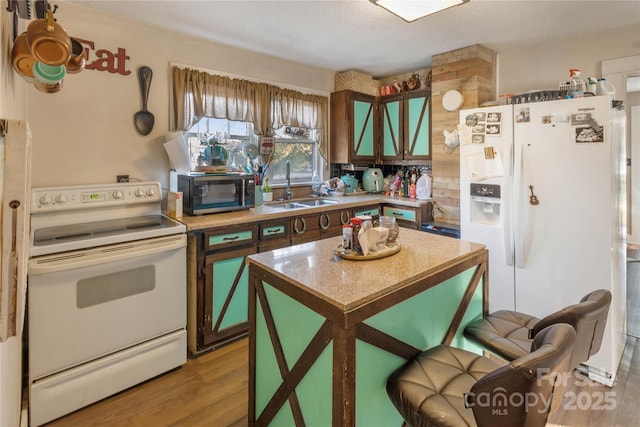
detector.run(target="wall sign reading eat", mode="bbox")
[75,38,131,76]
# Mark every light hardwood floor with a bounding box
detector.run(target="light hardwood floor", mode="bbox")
[45,261,640,427]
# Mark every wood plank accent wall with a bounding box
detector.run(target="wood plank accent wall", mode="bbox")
[430,45,496,225]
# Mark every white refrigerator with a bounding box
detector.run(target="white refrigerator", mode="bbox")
[459,96,626,386]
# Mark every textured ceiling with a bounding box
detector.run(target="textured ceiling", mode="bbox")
[68,0,640,78]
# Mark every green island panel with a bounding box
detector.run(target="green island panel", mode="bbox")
[296,341,333,426]
[356,268,484,423]
[356,339,406,426]
[256,281,331,425]
[255,291,282,418]
[451,278,485,353]
[363,268,476,349]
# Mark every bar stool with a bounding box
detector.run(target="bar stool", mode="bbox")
[463,289,611,369]
[386,323,576,427]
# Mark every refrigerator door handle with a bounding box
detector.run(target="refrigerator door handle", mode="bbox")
[515,142,526,268]
[503,141,514,266]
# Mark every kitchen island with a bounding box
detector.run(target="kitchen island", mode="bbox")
[246,229,488,426]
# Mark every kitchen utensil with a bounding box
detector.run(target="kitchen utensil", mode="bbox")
[32,61,65,84]
[16,0,31,19]
[11,32,36,81]
[134,66,155,136]
[65,38,87,74]
[26,10,71,66]
[33,78,63,93]
[362,168,384,193]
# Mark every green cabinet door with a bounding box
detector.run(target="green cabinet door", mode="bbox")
[203,245,256,347]
[380,90,431,162]
[405,92,430,159]
[353,97,375,159]
[380,96,403,160]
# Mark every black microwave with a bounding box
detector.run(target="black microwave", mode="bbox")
[178,173,256,215]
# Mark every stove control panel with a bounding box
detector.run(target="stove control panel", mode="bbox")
[31,182,163,212]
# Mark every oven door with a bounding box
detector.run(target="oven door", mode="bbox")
[28,234,187,380]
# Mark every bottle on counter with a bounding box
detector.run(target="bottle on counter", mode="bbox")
[402,170,410,197]
[416,170,432,200]
[350,217,363,255]
[595,77,616,99]
[342,224,353,254]
[569,69,585,98]
[409,169,417,199]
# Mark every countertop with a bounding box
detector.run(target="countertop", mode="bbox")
[176,194,431,232]
[246,228,485,312]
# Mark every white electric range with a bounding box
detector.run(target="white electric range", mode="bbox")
[27,181,187,426]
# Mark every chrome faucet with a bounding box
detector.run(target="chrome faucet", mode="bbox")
[285,160,292,200]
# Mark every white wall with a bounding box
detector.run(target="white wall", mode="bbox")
[498,24,639,96]
[27,3,336,189]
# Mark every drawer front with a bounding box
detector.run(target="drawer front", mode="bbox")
[260,222,289,241]
[353,206,380,218]
[204,228,256,251]
[290,215,321,236]
[383,206,416,222]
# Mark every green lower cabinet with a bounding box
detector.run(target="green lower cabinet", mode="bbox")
[212,256,249,329]
[203,245,256,348]
[253,267,484,426]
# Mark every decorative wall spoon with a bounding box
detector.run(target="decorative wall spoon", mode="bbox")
[134,65,154,136]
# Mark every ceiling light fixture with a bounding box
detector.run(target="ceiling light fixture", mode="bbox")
[371,0,469,23]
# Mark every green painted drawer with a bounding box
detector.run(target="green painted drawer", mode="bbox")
[354,206,380,218]
[383,206,416,222]
[260,221,289,242]
[205,228,256,251]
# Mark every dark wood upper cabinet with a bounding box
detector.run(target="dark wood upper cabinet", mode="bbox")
[330,90,377,164]
[380,89,431,164]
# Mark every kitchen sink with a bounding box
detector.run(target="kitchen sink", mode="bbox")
[296,199,339,207]
[265,199,339,210]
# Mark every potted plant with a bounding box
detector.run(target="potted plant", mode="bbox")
[263,178,273,202]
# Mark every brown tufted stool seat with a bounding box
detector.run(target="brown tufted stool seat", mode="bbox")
[463,289,611,369]
[386,323,576,427]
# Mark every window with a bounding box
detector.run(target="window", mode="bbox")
[186,117,320,186]
[172,66,329,183]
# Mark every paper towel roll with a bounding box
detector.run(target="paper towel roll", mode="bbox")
[163,132,191,172]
